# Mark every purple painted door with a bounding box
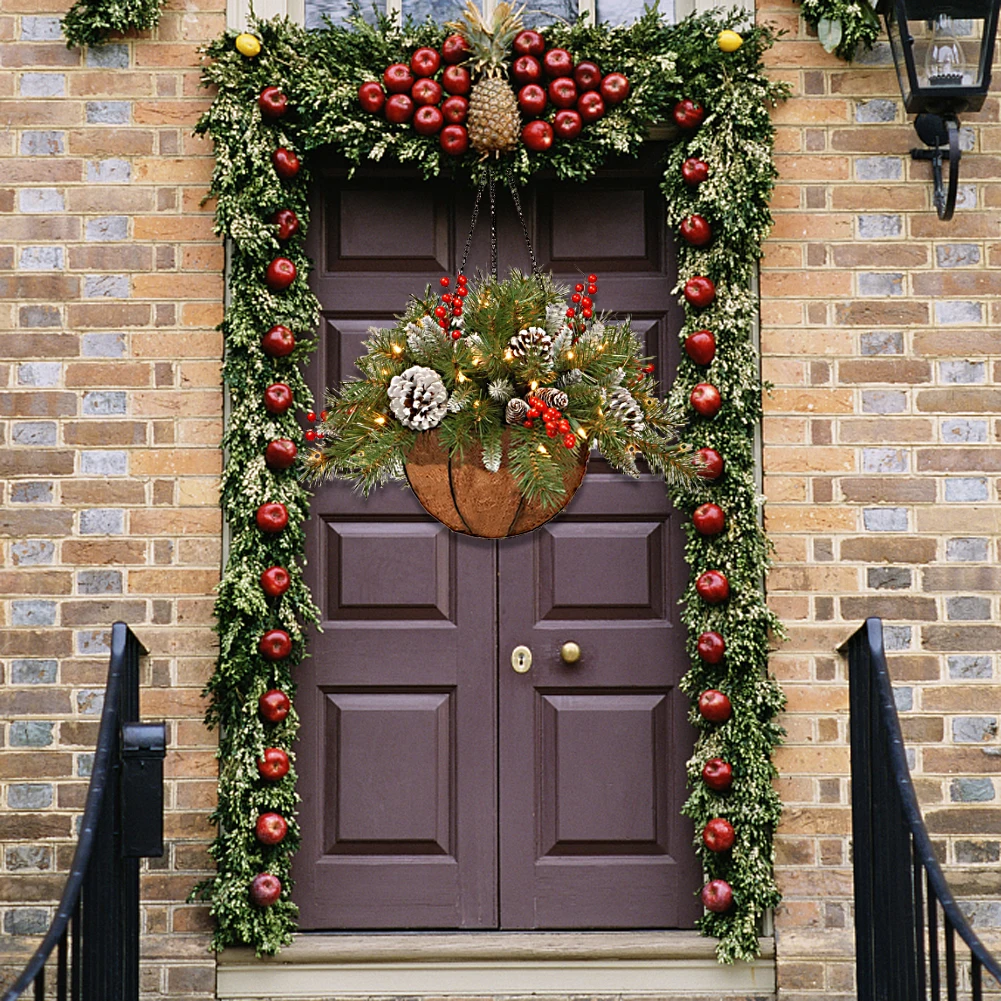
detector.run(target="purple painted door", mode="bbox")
[295,149,700,929]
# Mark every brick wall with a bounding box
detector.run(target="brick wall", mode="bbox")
[761,3,1001,997]
[0,4,223,996]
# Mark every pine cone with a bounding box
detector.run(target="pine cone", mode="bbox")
[607,387,645,433]
[558,369,583,388]
[505,398,529,424]
[388,365,449,431]
[508,326,552,360]
[535,386,568,410]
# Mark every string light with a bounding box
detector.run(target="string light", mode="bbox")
[537,445,548,454]
[391,344,403,355]
[457,372,467,383]
[503,349,514,361]
[530,381,539,391]
[566,350,574,360]
[374,415,386,425]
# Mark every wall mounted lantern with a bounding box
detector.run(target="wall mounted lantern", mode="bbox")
[877,0,999,220]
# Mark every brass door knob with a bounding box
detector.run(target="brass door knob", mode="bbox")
[560,641,581,664]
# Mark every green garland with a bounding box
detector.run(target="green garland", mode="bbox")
[796,0,880,61]
[62,0,163,48]
[195,4,787,963]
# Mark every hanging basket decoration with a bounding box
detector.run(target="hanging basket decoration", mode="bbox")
[303,265,693,533]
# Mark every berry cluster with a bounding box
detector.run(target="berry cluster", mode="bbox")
[303,409,329,442]
[523,394,577,450]
[566,272,598,332]
[435,273,468,339]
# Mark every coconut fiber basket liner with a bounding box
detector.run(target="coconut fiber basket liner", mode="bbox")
[404,430,588,538]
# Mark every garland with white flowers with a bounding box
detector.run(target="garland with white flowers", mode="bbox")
[194,5,787,963]
[797,0,880,61]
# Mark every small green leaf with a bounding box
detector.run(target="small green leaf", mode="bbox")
[817,16,843,53]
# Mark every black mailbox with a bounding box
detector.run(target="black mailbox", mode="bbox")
[120,721,167,858]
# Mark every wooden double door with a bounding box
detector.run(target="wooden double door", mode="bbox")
[295,149,701,931]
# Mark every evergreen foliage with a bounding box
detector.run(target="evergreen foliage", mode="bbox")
[62,0,163,48]
[196,3,787,963]
[796,0,881,61]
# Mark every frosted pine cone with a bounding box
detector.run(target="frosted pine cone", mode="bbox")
[388,365,449,431]
[607,387,645,433]
[508,326,552,360]
[535,387,569,410]
[505,398,530,424]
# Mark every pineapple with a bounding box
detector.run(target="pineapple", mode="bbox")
[447,1,524,158]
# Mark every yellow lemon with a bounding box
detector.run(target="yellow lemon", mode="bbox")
[235,32,262,57]
[717,29,743,53]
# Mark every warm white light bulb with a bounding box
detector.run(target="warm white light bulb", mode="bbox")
[925,14,965,86]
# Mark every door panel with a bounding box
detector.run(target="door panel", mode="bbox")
[298,150,699,931]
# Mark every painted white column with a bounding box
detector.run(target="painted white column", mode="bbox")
[229,0,305,30]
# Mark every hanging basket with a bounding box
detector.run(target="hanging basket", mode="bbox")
[404,430,588,538]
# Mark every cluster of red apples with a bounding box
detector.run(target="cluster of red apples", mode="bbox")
[357,30,630,154]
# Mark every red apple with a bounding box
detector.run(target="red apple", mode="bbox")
[256,502,289,534]
[261,566,291,598]
[577,90,604,123]
[272,147,300,179]
[385,93,414,124]
[258,86,288,120]
[698,688,732,724]
[696,570,730,604]
[680,214,712,248]
[682,157,709,185]
[384,63,413,94]
[543,47,573,78]
[255,812,289,845]
[673,98,704,130]
[521,120,553,152]
[410,46,441,78]
[257,747,290,781]
[442,64,471,95]
[702,757,733,792]
[250,872,282,907]
[599,72,629,105]
[265,257,296,292]
[358,80,385,113]
[695,446,724,481]
[512,54,542,86]
[684,329,716,365]
[513,29,545,56]
[690,382,722,418]
[701,879,733,913]
[261,325,295,357]
[258,688,291,722]
[684,275,716,308]
[692,502,725,536]
[259,629,292,661]
[273,208,300,241]
[265,439,297,470]
[441,33,470,64]
[518,83,547,115]
[548,77,577,109]
[697,630,726,665]
[702,818,735,853]
[413,105,444,135]
[553,108,582,140]
[442,95,468,124]
[411,77,442,106]
[573,60,601,92]
[440,124,469,156]
[263,383,293,414]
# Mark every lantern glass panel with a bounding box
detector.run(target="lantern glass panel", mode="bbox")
[882,0,996,113]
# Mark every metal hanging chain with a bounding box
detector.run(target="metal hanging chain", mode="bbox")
[487,168,498,280]
[504,168,543,280]
[458,175,488,277]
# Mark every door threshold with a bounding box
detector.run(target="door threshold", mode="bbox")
[216,930,775,998]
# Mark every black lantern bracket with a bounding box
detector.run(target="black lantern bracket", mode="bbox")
[911,112,960,221]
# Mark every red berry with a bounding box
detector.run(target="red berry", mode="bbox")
[304,429,316,441]
[566,308,575,317]
[572,293,581,303]
[642,363,654,373]
[587,283,597,294]
[457,274,467,285]
[307,411,316,421]
[582,308,592,318]
[450,330,461,340]
[563,433,577,448]
[320,410,328,420]
[456,286,468,297]
[546,425,558,437]
[574,283,585,292]
[587,274,597,282]
[523,419,534,428]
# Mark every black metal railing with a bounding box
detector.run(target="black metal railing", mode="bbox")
[2,623,165,1001]
[847,617,1001,1001]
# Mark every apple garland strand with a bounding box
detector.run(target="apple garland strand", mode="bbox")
[195,7,787,962]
